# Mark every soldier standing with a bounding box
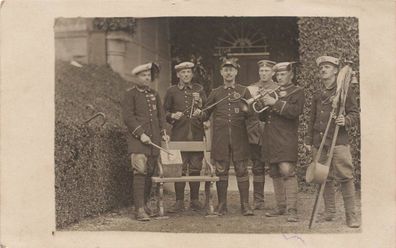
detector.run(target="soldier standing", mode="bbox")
[202,58,254,216]
[304,55,360,228]
[121,62,169,221]
[163,61,207,212]
[258,62,305,222]
[246,60,278,210]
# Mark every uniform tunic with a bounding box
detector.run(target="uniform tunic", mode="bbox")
[259,84,305,164]
[305,83,359,148]
[163,82,207,141]
[203,84,252,161]
[121,86,166,156]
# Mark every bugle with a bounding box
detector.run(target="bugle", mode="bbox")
[241,86,280,113]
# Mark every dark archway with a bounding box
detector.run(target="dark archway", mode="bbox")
[169,17,299,91]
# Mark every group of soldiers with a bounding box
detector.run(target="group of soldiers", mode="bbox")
[121,54,360,228]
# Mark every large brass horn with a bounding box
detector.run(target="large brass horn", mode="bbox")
[240,86,280,113]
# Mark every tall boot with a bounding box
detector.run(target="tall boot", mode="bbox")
[133,175,150,221]
[341,180,360,228]
[237,179,254,216]
[216,180,228,215]
[266,177,286,217]
[284,176,298,222]
[168,182,185,213]
[143,176,157,217]
[189,181,203,211]
[253,173,265,210]
[189,171,203,211]
[323,180,336,221]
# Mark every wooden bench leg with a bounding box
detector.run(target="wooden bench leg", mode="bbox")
[155,182,169,219]
[205,181,217,217]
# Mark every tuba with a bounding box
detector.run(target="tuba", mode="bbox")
[241,86,280,113]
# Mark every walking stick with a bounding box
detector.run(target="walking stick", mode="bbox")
[308,64,353,228]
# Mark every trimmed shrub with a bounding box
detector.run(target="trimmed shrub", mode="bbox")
[296,17,361,191]
[55,61,133,228]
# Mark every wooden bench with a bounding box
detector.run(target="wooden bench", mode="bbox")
[152,136,219,217]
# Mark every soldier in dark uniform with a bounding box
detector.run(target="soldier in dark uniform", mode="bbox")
[121,62,169,221]
[258,62,305,222]
[304,55,360,228]
[163,61,207,212]
[246,59,278,210]
[202,58,254,216]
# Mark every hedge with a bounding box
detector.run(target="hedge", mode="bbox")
[55,61,133,228]
[296,17,361,190]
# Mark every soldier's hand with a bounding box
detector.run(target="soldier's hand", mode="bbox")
[171,112,183,120]
[335,114,345,126]
[192,108,202,117]
[203,121,210,130]
[162,134,170,142]
[262,95,276,106]
[140,133,151,144]
[304,143,312,152]
[192,92,201,101]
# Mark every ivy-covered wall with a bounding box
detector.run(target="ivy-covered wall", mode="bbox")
[297,17,361,189]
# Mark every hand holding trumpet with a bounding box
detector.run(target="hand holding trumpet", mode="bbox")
[261,94,277,106]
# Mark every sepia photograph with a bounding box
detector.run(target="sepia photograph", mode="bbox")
[54,16,361,233]
[1,1,395,247]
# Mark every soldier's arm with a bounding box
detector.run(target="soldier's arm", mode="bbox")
[344,86,360,128]
[201,89,216,122]
[155,92,167,135]
[305,92,317,146]
[121,90,145,139]
[199,87,208,108]
[163,89,175,124]
[272,88,305,119]
[242,88,254,118]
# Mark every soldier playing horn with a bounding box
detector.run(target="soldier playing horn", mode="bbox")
[258,62,305,222]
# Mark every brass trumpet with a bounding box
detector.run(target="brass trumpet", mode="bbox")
[241,86,280,113]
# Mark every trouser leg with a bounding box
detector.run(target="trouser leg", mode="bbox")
[189,152,204,201]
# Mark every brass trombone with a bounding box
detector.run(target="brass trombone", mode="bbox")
[241,86,280,113]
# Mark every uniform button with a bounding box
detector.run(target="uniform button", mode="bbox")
[267,121,271,124]
[320,132,323,135]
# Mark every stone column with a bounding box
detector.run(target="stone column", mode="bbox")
[106,31,133,77]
